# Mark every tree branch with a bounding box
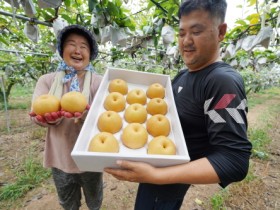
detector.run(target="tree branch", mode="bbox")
[149,0,179,23]
[234,15,278,42]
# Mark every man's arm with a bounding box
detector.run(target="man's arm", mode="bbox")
[104,157,220,185]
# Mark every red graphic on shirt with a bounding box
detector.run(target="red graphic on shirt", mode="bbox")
[204,95,247,124]
[214,94,236,110]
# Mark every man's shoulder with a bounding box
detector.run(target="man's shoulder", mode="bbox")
[207,62,241,78]
[208,62,234,72]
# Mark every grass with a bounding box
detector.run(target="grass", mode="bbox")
[30,126,46,140]
[247,87,280,109]
[0,82,49,206]
[0,154,51,201]
[247,87,280,159]
[206,150,269,208]
[10,83,34,98]
[0,83,34,133]
[210,189,228,210]
[249,127,271,159]
[1,83,34,110]
[248,90,280,159]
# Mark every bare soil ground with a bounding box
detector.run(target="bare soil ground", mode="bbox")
[0,94,279,210]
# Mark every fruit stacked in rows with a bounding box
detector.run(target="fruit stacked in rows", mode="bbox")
[88,79,176,155]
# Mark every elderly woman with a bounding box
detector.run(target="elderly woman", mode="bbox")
[30,25,103,210]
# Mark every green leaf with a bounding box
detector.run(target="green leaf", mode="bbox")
[89,0,94,12]
[64,0,71,7]
[122,19,135,30]
[0,17,7,24]
[40,9,55,21]
[167,7,176,20]
[107,2,120,16]
[0,36,9,46]
[147,1,154,9]
[115,0,122,7]
[88,0,99,12]
[60,14,74,24]
[101,0,108,6]
[153,36,159,47]
[249,0,256,6]
[235,19,247,26]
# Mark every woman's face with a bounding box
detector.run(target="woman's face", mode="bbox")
[62,33,91,71]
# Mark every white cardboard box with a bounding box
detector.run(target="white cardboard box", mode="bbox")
[71,67,190,172]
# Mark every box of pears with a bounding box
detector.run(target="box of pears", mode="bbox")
[71,67,190,172]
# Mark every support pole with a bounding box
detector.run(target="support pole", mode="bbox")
[0,10,52,27]
[0,76,10,133]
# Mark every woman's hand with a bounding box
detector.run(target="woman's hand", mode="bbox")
[61,104,90,119]
[104,160,158,183]
[29,111,62,124]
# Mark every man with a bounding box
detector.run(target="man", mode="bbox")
[105,1,252,209]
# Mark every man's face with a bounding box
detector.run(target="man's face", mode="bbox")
[62,33,91,71]
[178,10,226,71]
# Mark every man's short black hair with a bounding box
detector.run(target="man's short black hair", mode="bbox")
[178,0,227,22]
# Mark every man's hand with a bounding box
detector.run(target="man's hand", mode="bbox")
[104,160,157,183]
